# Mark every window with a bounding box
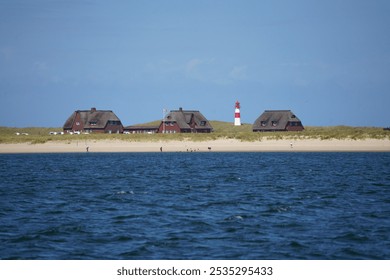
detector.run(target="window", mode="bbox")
[89,121,97,126]
[107,120,121,125]
[272,121,278,127]
[164,121,175,126]
[261,121,267,127]
[289,122,301,126]
[200,121,206,126]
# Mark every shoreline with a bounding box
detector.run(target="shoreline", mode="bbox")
[1,139,390,153]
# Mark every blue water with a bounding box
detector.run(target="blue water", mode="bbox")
[0,152,389,259]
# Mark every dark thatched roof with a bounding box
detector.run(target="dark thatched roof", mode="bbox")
[253,110,303,131]
[63,108,122,130]
[164,108,213,131]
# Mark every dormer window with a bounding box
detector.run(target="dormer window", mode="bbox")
[107,120,121,125]
[200,121,206,126]
[272,121,278,127]
[164,121,174,126]
[89,121,97,126]
[261,121,267,127]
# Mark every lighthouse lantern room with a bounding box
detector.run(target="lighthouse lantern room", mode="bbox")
[234,101,241,126]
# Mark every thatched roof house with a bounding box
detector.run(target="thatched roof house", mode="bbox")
[158,108,213,133]
[63,107,123,134]
[253,110,304,132]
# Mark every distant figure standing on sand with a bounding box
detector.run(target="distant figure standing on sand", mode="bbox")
[160,147,163,152]
[86,146,89,152]
[290,142,293,148]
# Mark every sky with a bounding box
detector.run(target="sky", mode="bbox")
[0,0,389,127]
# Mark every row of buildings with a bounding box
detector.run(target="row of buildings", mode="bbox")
[63,105,304,134]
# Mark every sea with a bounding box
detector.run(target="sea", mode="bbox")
[0,152,389,260]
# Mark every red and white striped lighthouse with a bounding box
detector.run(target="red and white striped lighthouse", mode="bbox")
[234,100,241,126]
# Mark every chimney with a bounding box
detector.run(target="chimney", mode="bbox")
[91,107,96,112]
[179,107,183,112]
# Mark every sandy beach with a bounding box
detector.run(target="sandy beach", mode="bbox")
[0,138,390,153]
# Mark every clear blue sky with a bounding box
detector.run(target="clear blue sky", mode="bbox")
[1,0,389,127]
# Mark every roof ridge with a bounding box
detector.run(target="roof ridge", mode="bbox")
[77,109,113,112]
[171,110,200,112]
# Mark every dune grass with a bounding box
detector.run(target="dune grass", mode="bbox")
[0,122,389,144]
[209,122,389,141]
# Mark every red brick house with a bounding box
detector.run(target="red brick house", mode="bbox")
[253,110,304,132]
[63,107,123,134]
[158,108,213,133]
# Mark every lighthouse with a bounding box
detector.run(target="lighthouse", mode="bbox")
[234,100,241,126]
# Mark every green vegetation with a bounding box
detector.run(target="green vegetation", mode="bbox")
[210,122,390,142]
[0,122,389,144]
